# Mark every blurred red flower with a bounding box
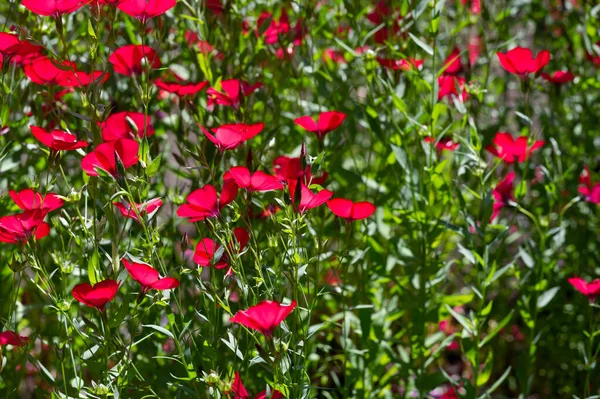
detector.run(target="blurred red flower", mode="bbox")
[294,111,346,140]
[327,198,376,221]
[230,300,297,337]
[109,45,161,76]
[491,172,515,221]
[486,132,544,163]
[199,122,263,152]
[72,280,119,310]
[0,210,50,244]
[497,47,550,76]
[568,277,600,302]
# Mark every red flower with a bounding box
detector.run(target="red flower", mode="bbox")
[22,0,87,17]
[327,198,376,221]
[468,35,481,66]
[578,166,600,204]
[460,0,481,14]
[230,371,249,399]
[541,70,575,85]
[568,277,600,302]
[9,189,64,212]
[491,172,515,221]
[117,0,176,22]
[437,76,469,102]
[323,48,346,64]
[31,126,88,151]
[443,47,463,75]
[24,56,107,87]
[194,228,249,268]
[497,47,550,76]
[81,138,140,177]
[72,280,119,310]
[224,166,283,192]
[0,210,50,244]
[108,45,161,76]
[0,331,28,347]
[254,390,284,399]
[424,136,460,152]
[273,156,327,186]
[376,57,423,71]
[486,132,544,163]
[230,300,297,337]
[293,111,346,140]
[123,259,179,291]
[206,79,262,111]
[289,182,333,213]
[324,268,342,286]
[177,183,237,222]
[113,198,163,222]
[155,78,208,97]
[100,111,154,141]
[0,33,42,65]
[257,10,290,44]
[199,123,263,152]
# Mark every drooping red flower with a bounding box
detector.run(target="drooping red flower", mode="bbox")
[9,189,64,212]
[424,136,460,152]
[177,183,237,222]
[31,126,88,151]
[0,210,50,244]
[568,277,600,302]
[230,300,297,337]
[0,32,42,65]
[108,45,161,76]
[289,182,333,213]
[486,132,544,163]
[224,166,283,192]
[541,70,575,85]
[578,166,600,204]
[327,198,376,221]
[72,280,119,310]
[206,79,262,111]
[22,0,87,17]
[194,228,249,269]
[272,156,327,186]
[491,172,515,221]
[199,123,264,152]
[24,56,107,87]
[100,111,154,141]
[123,259,179,291]
[257,10,291,44]
[0,331,28,347]
[117,0,176,22]
[497,47,550,76]
[376,57,423,71]
[155,78,208,97]
[81,138,140,177]
[443,47,463,75]
[230,371,249,399]
[113,198,163,222]
[437,76,469,102]
[293,111,346,140]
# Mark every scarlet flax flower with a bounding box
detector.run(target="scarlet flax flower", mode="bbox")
[109,45,161,76]
[497,47,550,76]
[229,371,249,399]
[101,111,154,141]
[541,70,575,85]
[0,331,28,347]
[230,300,297,336]
[437,76,469,102]
[123,259,179,291]
[289,182,333,213]
[578,166,600,204]
[376,57,423,71]
[224,166,283,192]
[486,132,544,163]
[194,228,249,268]
[199,123,264,152]
[568,277,600,302]
[117,0,177,22]
[155,78,208,97]
[206,79,262,111]
[22,0,87,17]
[293,111,346,140]
[273,156,327,186]
[424,136,460,152]
[72,280,120,310]
[81,138,140,177]
[177,183,237,222]
[113,198,163,222]
[0,210,50,244]
[0,33,42,65]
[442,47,463,75]
[491,172,515,221]
[9,189,64,212]
[31,126,88,151]
[327,198,376,221]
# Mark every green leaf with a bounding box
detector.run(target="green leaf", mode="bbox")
[479,311,513,348]
[476,350,494,386]
[445,304,474,334]
[142,324,174,339]
[537,286,560,309]
[408,32,434,55]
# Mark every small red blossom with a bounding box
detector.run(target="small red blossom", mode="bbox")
[72,280,120,310]
[273,156,327,186]
[113,198,163,222]
[206,79,262,111]
[155,78,208,97]
[323,48,346,64]
[123,259,179,291]
[424,136,460,152]
[24,57,106,87]
[578,166,600,204]
[101,111,154,141]
[0,331,28,347]
[81,138,140,177]
[22,0,87,17]
[541,70,575,85]
[199,123,263,152]
[31,126,88,151]
[9,189,64,212]
[230,300,297,337]
[443,47,463,75]
[0,210,50,244]
[437,76,469,102]
[568,277,600,302]
[224,166,283,192]
[486,133,544,163]
[327,198,376,221]
[109,45,161,76]
[257,10,290,45]
[586,41,600,66]
[293,111,346,140]
[376,57,423,71]
[177,183,237,222]
[491,172,515,221]
[230,371,249,399]
[194,238,228,268]
[0,32,42,65]
[254,391,284,399]
[289,182,333,213]
[497,47,550,76]
[117,0,176,22]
